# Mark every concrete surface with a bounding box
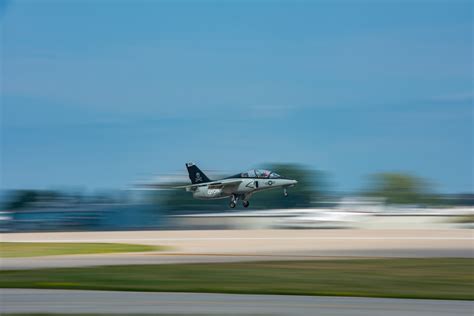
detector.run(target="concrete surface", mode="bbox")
[1,289,473,315]
[1,229,472,270]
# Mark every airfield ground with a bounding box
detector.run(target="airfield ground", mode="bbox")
[1,258,473,300]
[1,229,472,269]
[1,229,472,315]
[3,289,473,316]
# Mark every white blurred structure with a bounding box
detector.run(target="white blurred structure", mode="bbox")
[172,197,474,230]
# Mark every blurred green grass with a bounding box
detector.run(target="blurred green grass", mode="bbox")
[453,214,474,223]
[0,242,162,257]
[1,259,473,300]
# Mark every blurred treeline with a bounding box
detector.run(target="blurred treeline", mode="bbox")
[2,163,473,212]
[1,190,125,211]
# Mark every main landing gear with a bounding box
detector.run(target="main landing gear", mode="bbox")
[229,195,250,208]
[229,195,238,208]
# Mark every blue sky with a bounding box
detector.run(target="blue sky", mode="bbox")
[1,0,473,193]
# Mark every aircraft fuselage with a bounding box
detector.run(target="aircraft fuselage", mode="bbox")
[191,178,297,200]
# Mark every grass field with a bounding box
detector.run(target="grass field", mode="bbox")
[1,259,473,300]
[0,242,162,258]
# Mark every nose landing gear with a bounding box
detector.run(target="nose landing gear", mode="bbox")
[283,187,288,197]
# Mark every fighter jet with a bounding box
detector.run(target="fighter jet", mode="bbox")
[177,163,298,208]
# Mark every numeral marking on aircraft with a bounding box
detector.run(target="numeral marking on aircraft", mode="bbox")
[207,189,220,195]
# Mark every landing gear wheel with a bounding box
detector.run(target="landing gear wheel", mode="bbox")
[242,200,250,208]
[229,194,238,208]
[284,188,288,197]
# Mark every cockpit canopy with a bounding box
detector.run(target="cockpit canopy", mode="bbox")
[240,169,281,179]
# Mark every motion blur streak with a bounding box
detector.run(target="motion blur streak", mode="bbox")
[2,163,473,232]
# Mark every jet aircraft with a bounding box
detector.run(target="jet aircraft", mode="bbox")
[178,163,298,208]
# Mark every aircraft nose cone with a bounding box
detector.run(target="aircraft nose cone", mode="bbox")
[292,180,298,185]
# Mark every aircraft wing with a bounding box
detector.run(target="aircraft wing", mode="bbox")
[212,180,242,193]
[172,183,203,191]
[173,184,200,189]
[174,180,242,193]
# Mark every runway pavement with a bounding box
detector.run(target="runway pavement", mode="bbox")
[2,248,473,270]
[1,229,473,270]
[1,289,473,315]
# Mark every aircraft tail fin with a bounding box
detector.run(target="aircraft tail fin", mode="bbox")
[186,162,211,184]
